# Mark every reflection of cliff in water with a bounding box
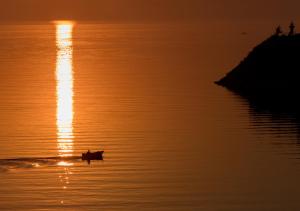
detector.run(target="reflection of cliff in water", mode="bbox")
[248,99,300,136]
[242,94,300,159]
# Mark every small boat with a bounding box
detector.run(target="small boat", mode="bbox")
[82,150,104,161]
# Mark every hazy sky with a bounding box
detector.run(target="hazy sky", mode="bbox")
[0,0,299,22]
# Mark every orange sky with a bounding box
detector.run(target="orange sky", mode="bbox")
[0,0,299,22]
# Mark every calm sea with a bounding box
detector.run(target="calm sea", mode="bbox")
[0,21,300,210]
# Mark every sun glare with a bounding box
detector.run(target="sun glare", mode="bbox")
[56,23,74,158]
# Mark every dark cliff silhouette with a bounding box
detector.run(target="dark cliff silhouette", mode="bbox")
[216,23,300,112]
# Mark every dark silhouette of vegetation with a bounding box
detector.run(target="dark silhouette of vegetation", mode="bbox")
[275,26,282,36]
[216,22,300,112]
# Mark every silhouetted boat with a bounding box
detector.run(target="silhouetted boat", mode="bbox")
[82,151,104,161]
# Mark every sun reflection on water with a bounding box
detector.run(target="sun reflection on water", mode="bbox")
[57,161,74,167]
[56,22,74,158]
[55,22,75,202]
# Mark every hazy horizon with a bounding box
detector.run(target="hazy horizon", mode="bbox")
[0,0,300,22]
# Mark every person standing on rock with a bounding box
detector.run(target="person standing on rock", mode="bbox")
[289,22,295,36]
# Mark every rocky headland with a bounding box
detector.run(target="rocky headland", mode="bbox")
[216,23,300,111]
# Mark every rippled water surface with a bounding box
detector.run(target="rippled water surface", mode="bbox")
[1,22,300,210]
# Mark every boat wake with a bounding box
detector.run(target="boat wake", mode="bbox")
[0,156,82,172]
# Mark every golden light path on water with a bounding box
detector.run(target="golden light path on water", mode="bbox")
[55,22,75,201]
[55,22,74,161]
